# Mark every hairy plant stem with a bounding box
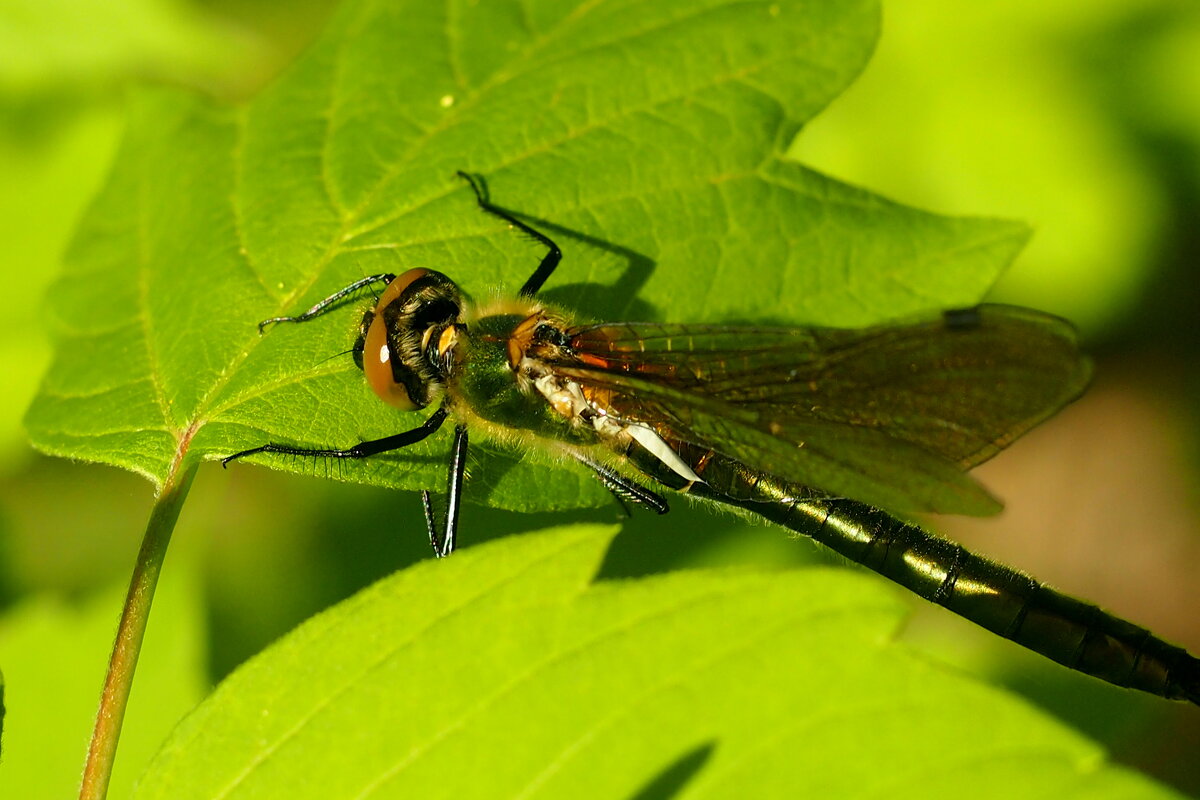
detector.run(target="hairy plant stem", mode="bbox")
[78,461,198,800]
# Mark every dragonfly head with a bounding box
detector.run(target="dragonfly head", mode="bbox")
[353,268,465,410]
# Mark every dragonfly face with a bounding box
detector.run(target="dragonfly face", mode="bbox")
[352,268,463,411]
[222,172,1200,706]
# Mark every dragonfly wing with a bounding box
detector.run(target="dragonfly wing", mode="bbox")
[561,305,1090,515]
[554,362,1002,515]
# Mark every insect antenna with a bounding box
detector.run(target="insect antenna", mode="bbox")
[314,348,358,367]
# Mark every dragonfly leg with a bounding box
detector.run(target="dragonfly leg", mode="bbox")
[423,424,468,558]
[457,171,562,297]
[221,406,449,466]
[257,273,397,334]
[571,452,670,515]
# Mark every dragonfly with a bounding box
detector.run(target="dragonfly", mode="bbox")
[224,172,1200,706]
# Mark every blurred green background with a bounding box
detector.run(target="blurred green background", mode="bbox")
[1,0,1198,796]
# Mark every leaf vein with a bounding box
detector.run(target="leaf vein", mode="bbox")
[345,52,799,245]
[136,157,176,434]
[341,0,609,223]
[444,0,468,91]
[229,108,279,300]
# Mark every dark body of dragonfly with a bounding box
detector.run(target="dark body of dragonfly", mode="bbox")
[225,172,1200,706]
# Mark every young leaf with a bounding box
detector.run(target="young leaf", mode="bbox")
[24,0,1029,512]
[136,525,1180,799]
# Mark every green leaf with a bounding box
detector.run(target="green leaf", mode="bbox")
[136,525,1178,799]
[25,0,1029,512]
[0,569,207,800]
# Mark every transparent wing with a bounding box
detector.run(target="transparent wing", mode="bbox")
[555,305,1091,516]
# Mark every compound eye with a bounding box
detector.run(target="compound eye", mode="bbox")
[360,269,431,410]
[363,312,420,409]
[372,269,430,314]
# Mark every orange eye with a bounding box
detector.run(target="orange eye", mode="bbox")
[372,268,430,314]
[361,269,430,410]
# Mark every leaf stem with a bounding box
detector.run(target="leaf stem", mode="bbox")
[78,460,198,800]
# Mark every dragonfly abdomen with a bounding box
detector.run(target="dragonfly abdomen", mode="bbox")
[768,493,1200,704]
[622,438,1199,703]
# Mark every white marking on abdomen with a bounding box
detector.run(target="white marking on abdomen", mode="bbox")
[625,424,704,484]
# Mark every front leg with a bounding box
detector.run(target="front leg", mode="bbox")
[223,407,472,559]
[221,406,450,465]
[257,273,396,333]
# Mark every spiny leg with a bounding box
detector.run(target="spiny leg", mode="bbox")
[221,406,449,466]
[456,171,562,297]
[423,424,469,557]
[571,452,669,515]
[257,273,397,333]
